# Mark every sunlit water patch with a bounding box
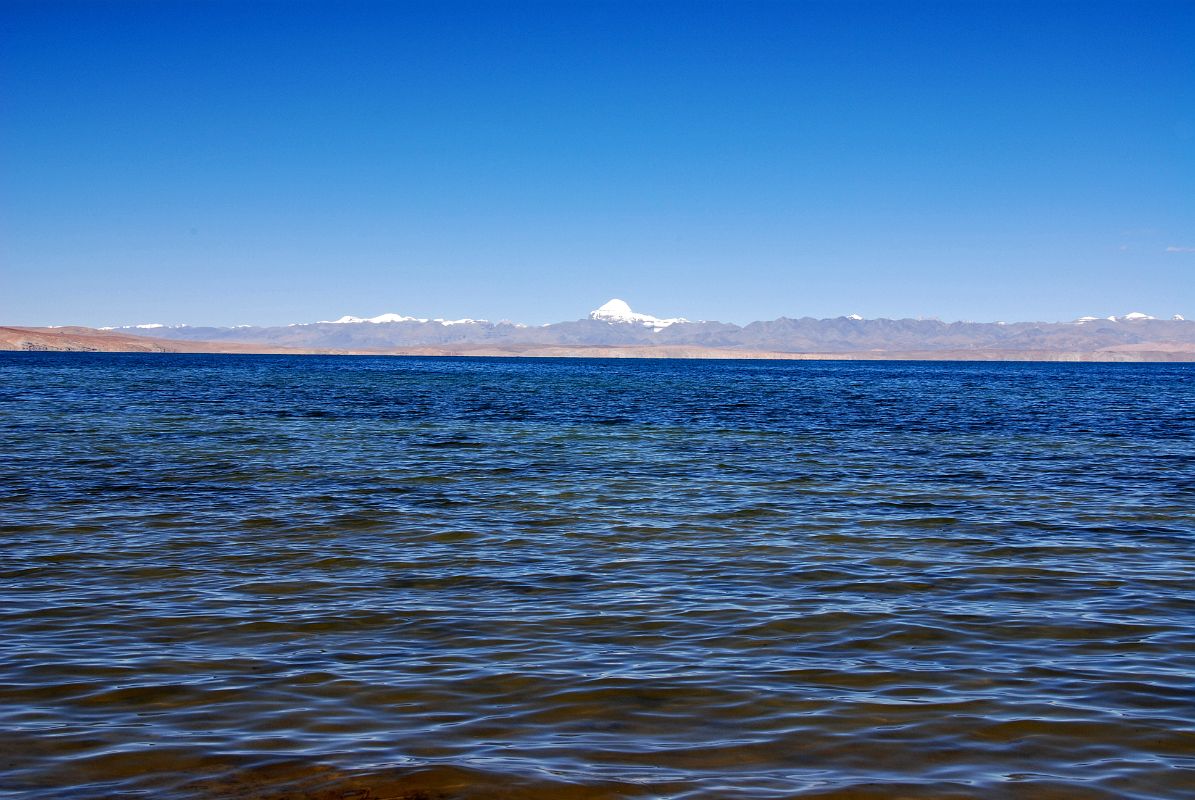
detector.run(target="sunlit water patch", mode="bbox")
[1,353,1193,799]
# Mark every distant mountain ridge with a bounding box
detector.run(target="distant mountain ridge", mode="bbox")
[99,299,1195,354]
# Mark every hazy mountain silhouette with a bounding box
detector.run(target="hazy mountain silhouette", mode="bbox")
[104,300,1195,354]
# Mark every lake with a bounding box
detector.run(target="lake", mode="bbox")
[1,353,1193,799]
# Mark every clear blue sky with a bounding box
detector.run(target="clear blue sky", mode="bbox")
[2,0,1192,327]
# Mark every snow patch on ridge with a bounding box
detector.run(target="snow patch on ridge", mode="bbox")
[101,323,180,331]
[588,299,688,331]
[315,313,486,326]
[1075,312,1161,324]
[320,313,426,324]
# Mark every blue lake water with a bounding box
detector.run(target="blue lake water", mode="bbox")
[1,353,1193,799]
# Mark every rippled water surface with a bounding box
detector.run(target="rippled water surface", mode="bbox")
[2,353,1194,799]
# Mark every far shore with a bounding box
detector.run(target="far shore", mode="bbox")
[3,325,1194,363]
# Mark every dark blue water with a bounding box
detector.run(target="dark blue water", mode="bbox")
[2,353,1193,799]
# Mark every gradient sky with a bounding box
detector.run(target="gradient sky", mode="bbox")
[2,0,1192,327]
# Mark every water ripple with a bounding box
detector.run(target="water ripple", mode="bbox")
[1,354,1193,799]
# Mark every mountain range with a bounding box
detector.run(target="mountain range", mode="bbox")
[4,299,1193,360]
[86,299,1195,355]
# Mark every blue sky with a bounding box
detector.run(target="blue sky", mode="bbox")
[2,0,1192,327]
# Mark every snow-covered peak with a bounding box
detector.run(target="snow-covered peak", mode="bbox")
[320,313,427,324]
[588,298,688,330]
[1174,314,1187,321]
[846,314,863,321]
[315,313,486,326]
[590,299,637,321]
[99,322,180,331]
[1075,312,1160,324]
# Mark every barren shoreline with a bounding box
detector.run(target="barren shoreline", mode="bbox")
[3,325,1193,362]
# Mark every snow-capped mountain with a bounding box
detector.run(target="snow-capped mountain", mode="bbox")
[588,299,688,330]
[319,313,425,324]
[317,313,484,326]
[1075,312,1164,323]
[98,322,180,331]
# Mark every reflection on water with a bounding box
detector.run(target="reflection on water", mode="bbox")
[1,353,1193,799]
